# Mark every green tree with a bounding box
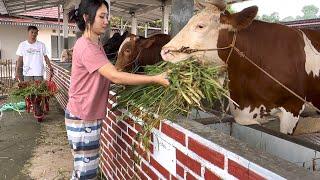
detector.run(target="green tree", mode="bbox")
[260,12,280,23]
[301,5,319,19]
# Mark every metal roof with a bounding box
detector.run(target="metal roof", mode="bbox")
[1,0,248,23]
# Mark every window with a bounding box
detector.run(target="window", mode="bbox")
[51,36,76,58]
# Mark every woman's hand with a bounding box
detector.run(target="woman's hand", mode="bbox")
[153,72,170,87]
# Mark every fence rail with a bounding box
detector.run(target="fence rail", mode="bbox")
[0,59,15,96]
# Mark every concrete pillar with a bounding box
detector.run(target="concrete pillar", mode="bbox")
[131,13,137,35]
[58,4,62,58]
[144,23,148,38]
[161,1,170,34]
[63,6,69,49]
[171,0,194,36]
[120,17,124,35]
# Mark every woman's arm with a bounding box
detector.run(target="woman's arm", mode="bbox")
[98,63,169,86]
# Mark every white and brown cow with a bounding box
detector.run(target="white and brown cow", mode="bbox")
[161,1,320,135]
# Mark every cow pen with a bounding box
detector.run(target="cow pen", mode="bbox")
[0,59,14,97]
[48,62,320,179]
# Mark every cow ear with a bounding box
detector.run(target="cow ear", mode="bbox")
[195,2,207,11]
[221,6,258,30]
[140,38,155,49]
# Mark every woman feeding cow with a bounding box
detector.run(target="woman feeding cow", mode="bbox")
[65,0,169,179]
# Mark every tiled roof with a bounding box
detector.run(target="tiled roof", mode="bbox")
[0,15,76,29]
[19,7,62,19]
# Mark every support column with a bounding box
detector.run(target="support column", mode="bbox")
[171,0,194,36]
[161,1,170,34]
[131,13,137,35]
[57,4,62,58]
[144,23,148,38]
[120,17,124,35]
[63,6,69,49]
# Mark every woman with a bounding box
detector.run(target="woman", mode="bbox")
[65,0,169,179]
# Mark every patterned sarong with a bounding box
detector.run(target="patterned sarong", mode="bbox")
[65,110,102,180]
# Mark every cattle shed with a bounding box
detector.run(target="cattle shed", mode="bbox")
[2,0,320,179]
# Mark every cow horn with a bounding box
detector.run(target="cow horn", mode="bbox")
[208,0,226,11]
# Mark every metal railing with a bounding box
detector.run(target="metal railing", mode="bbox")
[0,59,14,96]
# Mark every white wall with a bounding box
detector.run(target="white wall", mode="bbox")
[0,24,76,61]
[0,24,27,60]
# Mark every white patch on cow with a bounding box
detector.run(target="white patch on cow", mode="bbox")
[118,37,130,55]
[229,103,263,125]
[277,105,304,134]
[218,24,234,31]
[302,32,320,77]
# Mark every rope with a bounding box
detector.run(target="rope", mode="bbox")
[168,32,320,113]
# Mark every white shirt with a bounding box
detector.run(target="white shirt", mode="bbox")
[16,40,48,76]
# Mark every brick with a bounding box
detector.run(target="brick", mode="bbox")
[109,145,117,158]
[128,128,137,138]
[118,121,127,131]
[135,123,143,132]
[124,117,134,126]
[141,162,158,180]
[186,172,197,180]
[176,163,184,178]
[108,128,116,141]
[117,137,128,151]
[107,101,112,110]
[105,117,112,126]
[171,175,178,180]
[204,168,220,180]
[102,132,112,143]
[134,166,148,180]
[150,156,170,179]
[109,113,116,122]
[122,132,133,145]
[113,142,122,153]
[113,109,123,116]
[113,158,122,170]
[122,151,134,167]
[161,123,186,146]
[188,137,225,169]
[228,159,265,180]
[176,150,201,175]
[112,122,121,135]
[117,154,127,167]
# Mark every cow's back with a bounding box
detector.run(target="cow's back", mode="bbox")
[218,20,310,115]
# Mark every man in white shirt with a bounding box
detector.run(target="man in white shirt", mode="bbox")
[15,26,53,81]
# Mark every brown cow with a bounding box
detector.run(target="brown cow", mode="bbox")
[161,1,320,135]
[115,34,171,72]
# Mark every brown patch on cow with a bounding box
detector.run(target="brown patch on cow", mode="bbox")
[220,6,258,31]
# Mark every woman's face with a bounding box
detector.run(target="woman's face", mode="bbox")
[92,4,109,35]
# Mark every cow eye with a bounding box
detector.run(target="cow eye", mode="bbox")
[125,49,131,53]
[197,24,205,29]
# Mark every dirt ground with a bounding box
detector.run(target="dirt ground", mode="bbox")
[0,98,73,180]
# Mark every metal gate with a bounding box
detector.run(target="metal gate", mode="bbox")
[0,59,14,96]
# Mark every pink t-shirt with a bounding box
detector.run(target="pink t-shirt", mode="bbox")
[67,37,110,120]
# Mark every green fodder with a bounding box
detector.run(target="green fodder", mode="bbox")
[112,58,228,154]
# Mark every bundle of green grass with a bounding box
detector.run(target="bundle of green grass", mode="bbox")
[112,58,228,153]
[113,58,228,122]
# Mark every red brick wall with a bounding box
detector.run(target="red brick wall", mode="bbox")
[100,98,284,180]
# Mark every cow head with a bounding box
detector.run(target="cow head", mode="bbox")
[104,31,129,60]
[115,35,155,71]
[161,1,258,65]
